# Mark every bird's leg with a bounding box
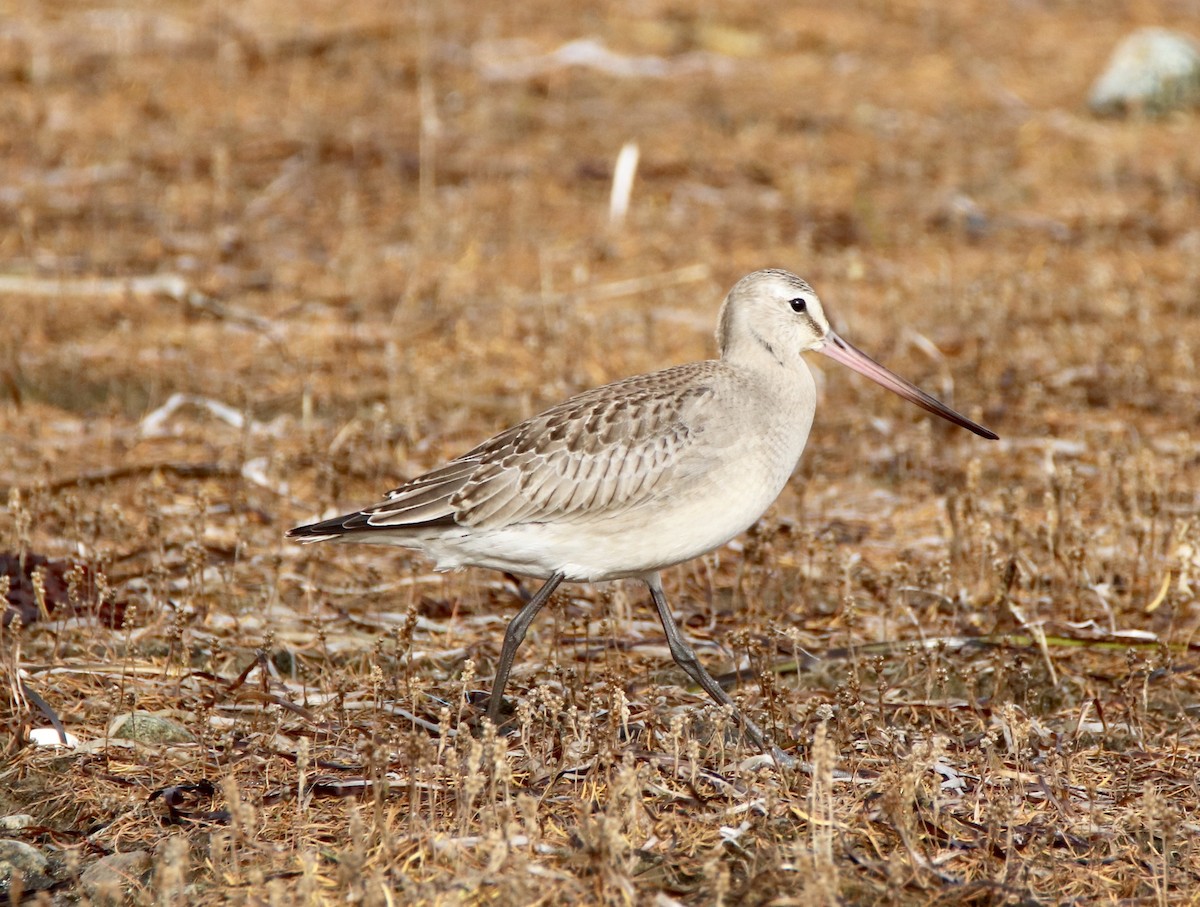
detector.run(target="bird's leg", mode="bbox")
[503,572,533,603]
[644,573,793,767]
[485,571,565,726]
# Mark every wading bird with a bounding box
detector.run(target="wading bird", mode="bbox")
[290,269,997,763]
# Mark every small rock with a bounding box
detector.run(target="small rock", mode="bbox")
[28,726,80,748]
[0,839,54,897]
[930,193,991,240]
[80,851,153,905]
[0,815,34,831]
[1089,28,1200,116]
[108,712,195,744]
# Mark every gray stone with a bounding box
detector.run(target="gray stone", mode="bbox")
[1090,28,1200,115]
[0,838,53,896]
[108,712,196,744]
[80,850,153,905]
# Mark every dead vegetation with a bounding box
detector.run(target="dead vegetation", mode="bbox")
[2,0,1199,903]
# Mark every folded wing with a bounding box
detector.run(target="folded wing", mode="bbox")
[289,362,720,541]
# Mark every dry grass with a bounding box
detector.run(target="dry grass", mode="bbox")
[2,0,1200,903]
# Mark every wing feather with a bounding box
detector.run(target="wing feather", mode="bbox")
[357,460,479,527]
[293,361,721,540]
[450,364,719,528]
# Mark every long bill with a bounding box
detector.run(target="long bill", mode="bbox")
[818,332,999,440]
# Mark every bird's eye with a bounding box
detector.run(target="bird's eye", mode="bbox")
[789,297,808,314]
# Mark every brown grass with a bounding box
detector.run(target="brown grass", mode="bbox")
[2,0,1200,903]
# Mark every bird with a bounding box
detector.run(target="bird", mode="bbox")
[289,269,997,763]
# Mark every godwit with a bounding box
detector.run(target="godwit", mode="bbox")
[290,269,997,762]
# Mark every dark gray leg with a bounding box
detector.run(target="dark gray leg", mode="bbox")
[645,573,793,766]
[485,571,565,725]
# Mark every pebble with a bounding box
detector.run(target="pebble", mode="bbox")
[1090,28,1200,115]
[0,839,54,897]
[80,851,153,905]
[108,712,196,744]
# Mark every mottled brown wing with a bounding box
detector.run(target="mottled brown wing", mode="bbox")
[360,362,719,531]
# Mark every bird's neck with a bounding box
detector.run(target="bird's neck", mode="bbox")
[721,328,791,372]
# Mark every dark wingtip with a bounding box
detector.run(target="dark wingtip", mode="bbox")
[287,512,361,541]
[286,525,338,542]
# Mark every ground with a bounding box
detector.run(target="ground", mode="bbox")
[1,0,1200,904]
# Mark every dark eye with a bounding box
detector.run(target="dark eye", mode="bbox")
[789,297,808,313]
